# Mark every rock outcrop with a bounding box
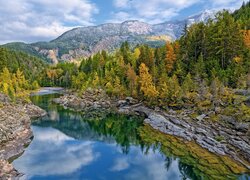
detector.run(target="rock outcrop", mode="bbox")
[118,102,250,170]
[0,94,46,179]
[52,91,250,170]
[53,88,114,111]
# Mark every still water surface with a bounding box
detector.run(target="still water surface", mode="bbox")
[13,93,250,180]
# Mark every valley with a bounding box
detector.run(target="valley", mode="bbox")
[0,1,250,180]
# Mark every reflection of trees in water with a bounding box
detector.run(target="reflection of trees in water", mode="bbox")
[31,94,248,180]
[32,94,144,150]
[178,162,199,180]
[85,113,144,154]
[139,125,249,180]
[164,156,172,171]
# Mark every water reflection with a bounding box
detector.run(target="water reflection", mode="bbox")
[15,126,98,179]
[13,94,250,180]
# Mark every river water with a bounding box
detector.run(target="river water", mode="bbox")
[13,92,250,180]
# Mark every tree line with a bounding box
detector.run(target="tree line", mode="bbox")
[0,5,249,110]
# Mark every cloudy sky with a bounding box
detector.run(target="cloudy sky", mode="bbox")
[0,0,245,44]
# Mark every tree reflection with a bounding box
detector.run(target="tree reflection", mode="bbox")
[31,94,249,180]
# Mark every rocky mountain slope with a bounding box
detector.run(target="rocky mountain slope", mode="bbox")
[1,10,216,63]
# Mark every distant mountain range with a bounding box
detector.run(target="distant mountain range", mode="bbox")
[1,10,216,63]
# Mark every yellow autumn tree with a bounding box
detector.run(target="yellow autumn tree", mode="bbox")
[0,67,31,99]
[138,63,158,101]
[243,30,250,49]
[0,68,12,96]
[165,43,176,73]
[46,69,59,85]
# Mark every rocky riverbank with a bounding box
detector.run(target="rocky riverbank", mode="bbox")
[120,103,250,170]
[53,88,114,111]
[53,89,250,171]
[0,94,46,179]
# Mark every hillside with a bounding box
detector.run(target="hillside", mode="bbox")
[1,10,216,63]
[0,47,46,80]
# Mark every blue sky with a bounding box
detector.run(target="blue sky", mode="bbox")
[0,0,245,44]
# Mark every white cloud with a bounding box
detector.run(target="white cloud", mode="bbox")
[114,0,129,8]
[111,0,245,24]
[124,148,182,180]
[110,158,130,171]
[208,0,245,10]
[111,0,200,24]
[0,0,98,44]
[13,126,100,178]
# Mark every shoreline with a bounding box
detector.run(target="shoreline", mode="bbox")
[1,87,249,178]
[0,93,46,179]
[53,89,250,171]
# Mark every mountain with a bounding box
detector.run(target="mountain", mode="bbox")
[1,10,216,63]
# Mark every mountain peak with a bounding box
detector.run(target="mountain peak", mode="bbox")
[186,9,217,26]
[1,10,219,63]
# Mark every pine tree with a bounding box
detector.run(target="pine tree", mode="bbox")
[168,75,182,105]
[126,65,138,97]
[182,73,195,94]
[92,72,100,87]
[158,81,170,105]
[113,76,125,97]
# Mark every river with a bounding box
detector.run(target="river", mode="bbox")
[12,91,250,180]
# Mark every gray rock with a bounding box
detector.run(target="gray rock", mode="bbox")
[125,97,138,105]
[196,114,206,121]
[195,127,208,135]
[215,107,221,114]
[234,89,250,96]
[0,94,45,178]
[117,100,127,107]
[220,115,236,125]
[235,123,249,132]
[0,94,10,103]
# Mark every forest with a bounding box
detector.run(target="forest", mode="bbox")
[0,2,250,114]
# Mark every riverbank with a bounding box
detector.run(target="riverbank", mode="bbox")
[53,88,250,171]
[0,93,46,179]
